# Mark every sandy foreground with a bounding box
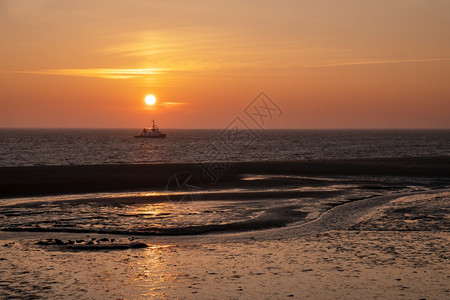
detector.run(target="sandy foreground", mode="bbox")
[1,190,449,299]
[1,231,448,299]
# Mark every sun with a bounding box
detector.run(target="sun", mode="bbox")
[145,95,157,105]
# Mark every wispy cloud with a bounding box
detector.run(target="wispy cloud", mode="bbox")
[160,102,184,106]
[18,68,167,79]
[319,58,450,68]
[142,101,186,113]
[99,29,304,71]
[14,58,450,81]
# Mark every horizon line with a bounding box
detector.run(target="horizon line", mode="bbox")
[1,127,449,130]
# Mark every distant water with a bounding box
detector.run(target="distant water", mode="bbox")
[0,129,449,167]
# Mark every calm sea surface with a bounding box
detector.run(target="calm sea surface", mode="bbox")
[0,129,449,167]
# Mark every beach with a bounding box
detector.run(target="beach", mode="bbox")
[0,157,449,299]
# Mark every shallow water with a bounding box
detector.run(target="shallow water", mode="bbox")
[0,174,440,236]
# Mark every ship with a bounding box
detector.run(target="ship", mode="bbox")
[135,120,167,138]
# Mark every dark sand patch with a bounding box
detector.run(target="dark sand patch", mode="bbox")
[35,237,148,250]
[1,156,449,198]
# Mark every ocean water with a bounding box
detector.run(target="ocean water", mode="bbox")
[0,129,449,167]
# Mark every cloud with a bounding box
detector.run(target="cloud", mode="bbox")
[142,101,185,113]
[98,29,303,71]
[161,102,184,106]
[319,58,450,68]
[18,68,167,79]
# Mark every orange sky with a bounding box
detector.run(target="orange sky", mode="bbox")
[1,0,449,128]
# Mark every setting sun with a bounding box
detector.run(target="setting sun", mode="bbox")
[145,95,156,106]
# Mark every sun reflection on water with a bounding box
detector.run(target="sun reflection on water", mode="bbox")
[134,203,166,216]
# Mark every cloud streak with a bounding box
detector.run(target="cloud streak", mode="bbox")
[18,68,167,79]
[318,58,450,68]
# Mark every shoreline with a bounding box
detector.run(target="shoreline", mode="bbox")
[1,156,449,198]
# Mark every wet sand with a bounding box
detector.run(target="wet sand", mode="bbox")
[1,231,448,299]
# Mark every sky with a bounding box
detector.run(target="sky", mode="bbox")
[1,0,449,129]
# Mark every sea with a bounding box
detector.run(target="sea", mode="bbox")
[0,129,449,237]
[1,129,449,167]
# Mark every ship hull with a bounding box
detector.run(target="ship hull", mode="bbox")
[134,134,166,138]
